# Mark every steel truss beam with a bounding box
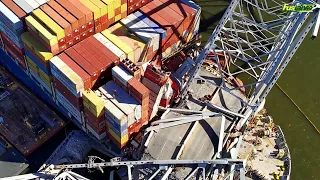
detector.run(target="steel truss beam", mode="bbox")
[179,0,320,130]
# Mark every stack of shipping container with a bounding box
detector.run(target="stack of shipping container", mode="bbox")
[0,0,201,150]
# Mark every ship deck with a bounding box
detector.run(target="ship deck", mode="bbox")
[0,136,29,178]
[0,68,65,156]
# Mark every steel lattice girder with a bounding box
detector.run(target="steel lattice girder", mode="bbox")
[181,0,319,128]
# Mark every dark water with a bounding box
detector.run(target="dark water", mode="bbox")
[194,0,320,179]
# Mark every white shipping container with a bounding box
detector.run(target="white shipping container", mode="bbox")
[29,68,52,94]
[24,0,40,9]
[121,15,152,45]
[56,90,82,122]
[99,81,140,126]
[123,14,160,52]
[0,2,23,31]
[96,90,128,126]
[94,33,126,61]
[34,0,47,5]
[105,113,128,132]
[50,56,84,97]
[134,11,166,40]
[87,123,106,140]
[150,85,165,119]
[111,66,133,87]
[13,0,34,14]
[142,76,161,93]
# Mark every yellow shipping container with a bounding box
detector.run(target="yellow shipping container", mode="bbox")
[116,23,147,62]
[79,0,101,20]
[115,14,121,22]
[90,0,108,17]
[101,29,134,62]
[25,16,58,47]
[26,56,51,83]
[107,127,128,144]
[83,90,105,117]
[21,32,53,61]
[114,0,120,9]
[28,63,52,88]
[101,0,115,19]
[32,9,65,40]
[187,31,193,42]
[120,3,127,13]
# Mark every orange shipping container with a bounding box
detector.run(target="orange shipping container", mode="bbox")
[47,0,79,38]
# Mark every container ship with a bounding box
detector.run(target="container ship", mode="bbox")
[0,0,201,153]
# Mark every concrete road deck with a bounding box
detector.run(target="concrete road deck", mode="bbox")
[135,68,247,179]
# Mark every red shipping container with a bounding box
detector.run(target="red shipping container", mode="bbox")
[144,65,168,86]
[47,0,80,37]
[3,41,23,58]
[140,110,149,124]
[66,39,74,48]
[58,52,92,90]
[101,22,108,30]
[68,0,94,29]
[80,31,88,41]
[127,78,150,101]
[40,4,73,42]
[153,0,184,34]
[127,5,135,14]
[95,18,101,32]
[0,36,3,48]
[95,23,102,33]
[140,4,173,43]
[119,59,141,79]
[86,36,119,65]
[115,7,121,16]
[53,77,83,110]
[56,0,87,33]
[108,17,115,25]
[0,32,24,56]
[141,0,152,7]
[142,108,149,118]
[4,45,26,69]
[100,14,108,25]
[72,43,105,75]
[128,121,138,135]
[146,1,180,29]
[85,110,106,134]
[73,35,81,44]
[65,47,99,82]
[80,39,113,69]
[121,12,126,19]
[86,27,95,36]
[128,0,135,7]
[158,0,194,25]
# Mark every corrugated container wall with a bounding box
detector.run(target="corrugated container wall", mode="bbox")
[0,0,201,149]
